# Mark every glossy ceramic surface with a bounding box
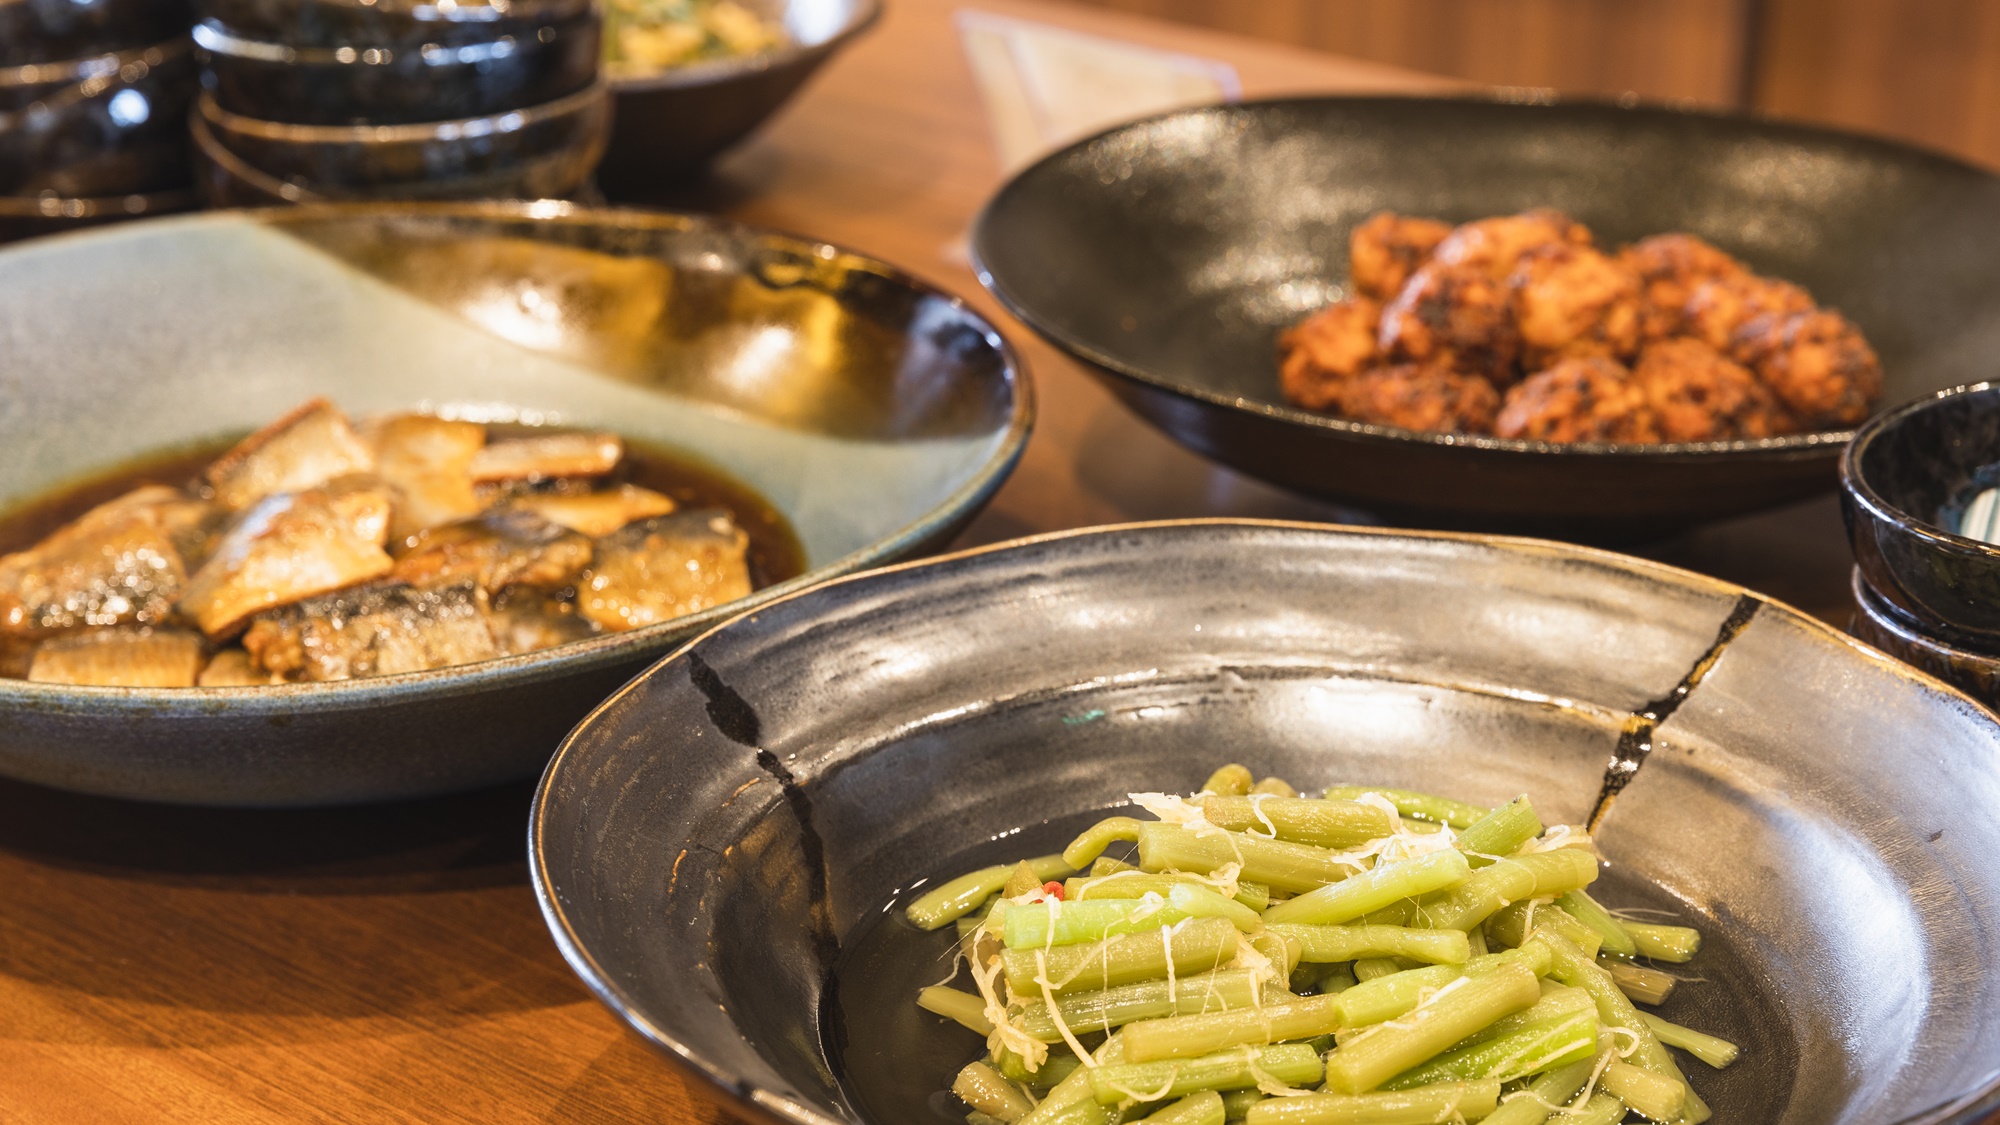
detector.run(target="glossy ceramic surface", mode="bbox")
[194,83,609,203]
[0,0,191,67]
[194,14,600,125]
[1842,383,2000,642]
[533,519,2000,1125]
[597,0,880,195]
[0,203,1030,805]
[0,38,197,196]
[196,0,589,48]
[1850,567,2000,709]
[974,96,2000,539]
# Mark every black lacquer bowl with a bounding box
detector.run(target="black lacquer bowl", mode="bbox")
[973,96,2000,539]
[1842,382,2000,642]
[596,0,880,196]
[1849,567,2000,709]
[533,520,2000,1125]
[0,203,1029,805]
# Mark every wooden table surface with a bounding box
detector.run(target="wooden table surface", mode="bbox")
[0,1,1866,1121]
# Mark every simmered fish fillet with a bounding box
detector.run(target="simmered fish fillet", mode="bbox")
[0,486,215,638]
[207,398,377,510]
[468,432,622,483]
[28,627,205,687]
[391,508,593,593]
[362,414,486,545]
[510,484,675,538]
[196,649,277,687]
[577,509,751,632]
[487,592,597,655]
[178,485,395,639]
[241,580,499,682]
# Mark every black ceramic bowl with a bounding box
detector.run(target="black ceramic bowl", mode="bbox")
[973,96,2000,540]
[0,0,192,67]
[1841,382,2000,642]
[0,203,1031,805]
[193,14,599,125]
[193,82,608,203]
[0,39,197,197]
[196,0,588,48]
[595,0,879,196]
[1850,567,2000,709]
[533,519,2000,1125]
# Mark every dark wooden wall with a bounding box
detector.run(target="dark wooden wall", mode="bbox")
[1049,0,2000,168]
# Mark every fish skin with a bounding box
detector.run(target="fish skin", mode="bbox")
[28,627,206,687]
[577,509,751,633]
[206,398,378,511]
[242,579,500,682]
[0,486,214,638]
[177,485,396,639]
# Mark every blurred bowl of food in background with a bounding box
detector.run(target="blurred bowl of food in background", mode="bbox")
[596,0,879,196]
[193,82,610,204]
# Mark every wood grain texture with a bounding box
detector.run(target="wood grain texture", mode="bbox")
[0,0,1879,1120]
[1048,0,1752,104]
[1754,0,2000,168]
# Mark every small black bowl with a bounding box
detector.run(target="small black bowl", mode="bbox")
[595,0,879,196]
[1851,567,2000,709]
[194,0,589,48]
[1841,383,2000,642]
[193,15,599,125]
[0,38,197,197]
[0,0,192,67]
[973,95,2000,540]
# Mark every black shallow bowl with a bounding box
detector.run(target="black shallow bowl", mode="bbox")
[1842,383,2000,641]
[533,520,2000,1125]
[973,96,2000,540]
[596,0,879,196]
[1850,566,2000,708]
[0,203,1029,805]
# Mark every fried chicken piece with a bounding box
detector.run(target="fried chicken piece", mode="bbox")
[1495,356,1661,443]
[577,510,752,632]
[0,486,213,638]
[206,398,378,511]
[1632,338,1793,441]
[1682,273,1814,359]
[1733,309,1883,428]
[1378,262,1522,385]
[1334,364,1501,435]
[1432,208,1592,280]
[1620,233,1748,340]
[1279,297,1381,411]
[1349,212,1452,301]
[390,508,594,595]
[27,627,206,688]
[241,579,500,682]
[362,414,487,546]
[1509,243,1642,368]
[177,484,396,639]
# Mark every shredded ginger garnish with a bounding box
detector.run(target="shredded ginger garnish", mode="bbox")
[1128,792,1224,836]
[1317,791,1460,870]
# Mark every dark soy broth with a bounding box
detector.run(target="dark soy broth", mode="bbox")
[824,809,1799,1125]
[0,427,807,588]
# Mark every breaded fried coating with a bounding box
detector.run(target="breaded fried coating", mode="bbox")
[1620,233,1748,340]
[1632,338,1792,441]
[1432,208,1592,280]
[1378,262,1522,385]
[1495,356,1661,443]
[1278,297,1381,411]
[1335,364,1500,434]
[1734,309,1883,428]
[1349,212,1452,301]
[1682,273,1814,359]
[1509,243,1642,368]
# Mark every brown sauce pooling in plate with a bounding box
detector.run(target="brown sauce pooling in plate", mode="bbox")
[0,424,806,684]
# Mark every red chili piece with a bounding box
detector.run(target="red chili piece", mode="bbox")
[1041,881,1066,901]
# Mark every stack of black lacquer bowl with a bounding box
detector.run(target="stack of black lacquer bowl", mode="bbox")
[0,0,200,239]
[190,0,607,203]
[1841,383,2000,709]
